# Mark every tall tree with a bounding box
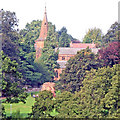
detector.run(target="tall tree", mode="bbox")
[102,22,120,46]
[1,9,20,61]
[74,64,120,118]
[18,20,56,87]
[37,29,59,80]
[58,27,73,47]
[1,51,28,103]
[56,48,103,93]
[98,41,120,67]
[1,9,27,103]
[82,28,103,47]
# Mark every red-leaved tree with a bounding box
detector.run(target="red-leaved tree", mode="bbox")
[98,42,120,67]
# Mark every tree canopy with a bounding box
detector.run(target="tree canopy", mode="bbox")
[57,27,73,47]
[30,64,119,118]
[82,28,103,47]
[98,41,120,67]
[1,9,27,103]
[102,22,120,46]
[56,48,103,93]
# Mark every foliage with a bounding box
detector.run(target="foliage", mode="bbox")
[57,27,73,47]
[72,64,120,118]
[57,48,103,93]
[18,20,55,87]
[82,27,103,47]
[19,20,42,53]
[37,29,59,80]
[18,48,51,87]
[98,41,120,67]
[0,105,6,119]
[1,9,20,61]
[1,10,28,104]
[102,22,120,46]
[30,64,120,118]
[29,91,56,118]
[2,52,28,103]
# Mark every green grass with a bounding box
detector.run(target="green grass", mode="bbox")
[2,95,36,117]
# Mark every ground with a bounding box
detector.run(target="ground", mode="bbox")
[2,91,39,118]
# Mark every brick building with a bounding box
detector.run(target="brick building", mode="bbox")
[34,7,99,81]
[54,42,99,80]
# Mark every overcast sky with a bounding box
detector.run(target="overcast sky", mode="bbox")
[1,0,119,41]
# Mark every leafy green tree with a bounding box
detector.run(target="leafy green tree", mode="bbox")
[2,52,28,103]
[29,64,120,119]
[82,28,103,47]
[1,9,20,61]
[102,22,120,46]
[0,10,28,104]
[18,20,56,87]
[57,48,103,93]
[58,27,73,47]
[38,29,59,80]
[73,64,120,118]
[19,20,42,53]
[29,91,56,118]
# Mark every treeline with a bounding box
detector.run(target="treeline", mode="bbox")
[1,9,120,119]
[29,17,120,119]
[30,42,120,118]
[1,9,74,103]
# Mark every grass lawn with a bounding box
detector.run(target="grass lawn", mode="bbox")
[2,94,37,117]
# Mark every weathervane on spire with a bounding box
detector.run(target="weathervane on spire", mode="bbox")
[45,0,47,14]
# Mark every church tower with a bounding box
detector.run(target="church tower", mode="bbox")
[34,6,48,59]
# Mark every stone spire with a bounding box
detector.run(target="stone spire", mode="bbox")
[38,6,48,40]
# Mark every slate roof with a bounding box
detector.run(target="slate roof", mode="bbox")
[55,47,99,55]
[57,61,67,69]
[56,47,84,55]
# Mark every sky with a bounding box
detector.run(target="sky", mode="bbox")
[1,0,119,41]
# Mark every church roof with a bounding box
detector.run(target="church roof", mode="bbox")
[38,6,48,40]
[55,47,99,55]
[58,48,84,55]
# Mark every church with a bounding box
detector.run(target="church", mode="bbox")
[34,6,99,81]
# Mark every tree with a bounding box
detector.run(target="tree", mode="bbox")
[1,9,20,61]
[38,29,59,80]
[98,41,120,67]
[57,48,103,93]
[18,46,51,87]
[73,64,120,118]
[18,20,56,87]
[1,10,28,104]
[2,51,28,103]
[29,91,56,118]
[82,28,103,47]
[102,22,120,46]
[58,27,73,47]
[29,64,120,119]
[19,20,42,53]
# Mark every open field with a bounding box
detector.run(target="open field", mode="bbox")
[2,91,39,117]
